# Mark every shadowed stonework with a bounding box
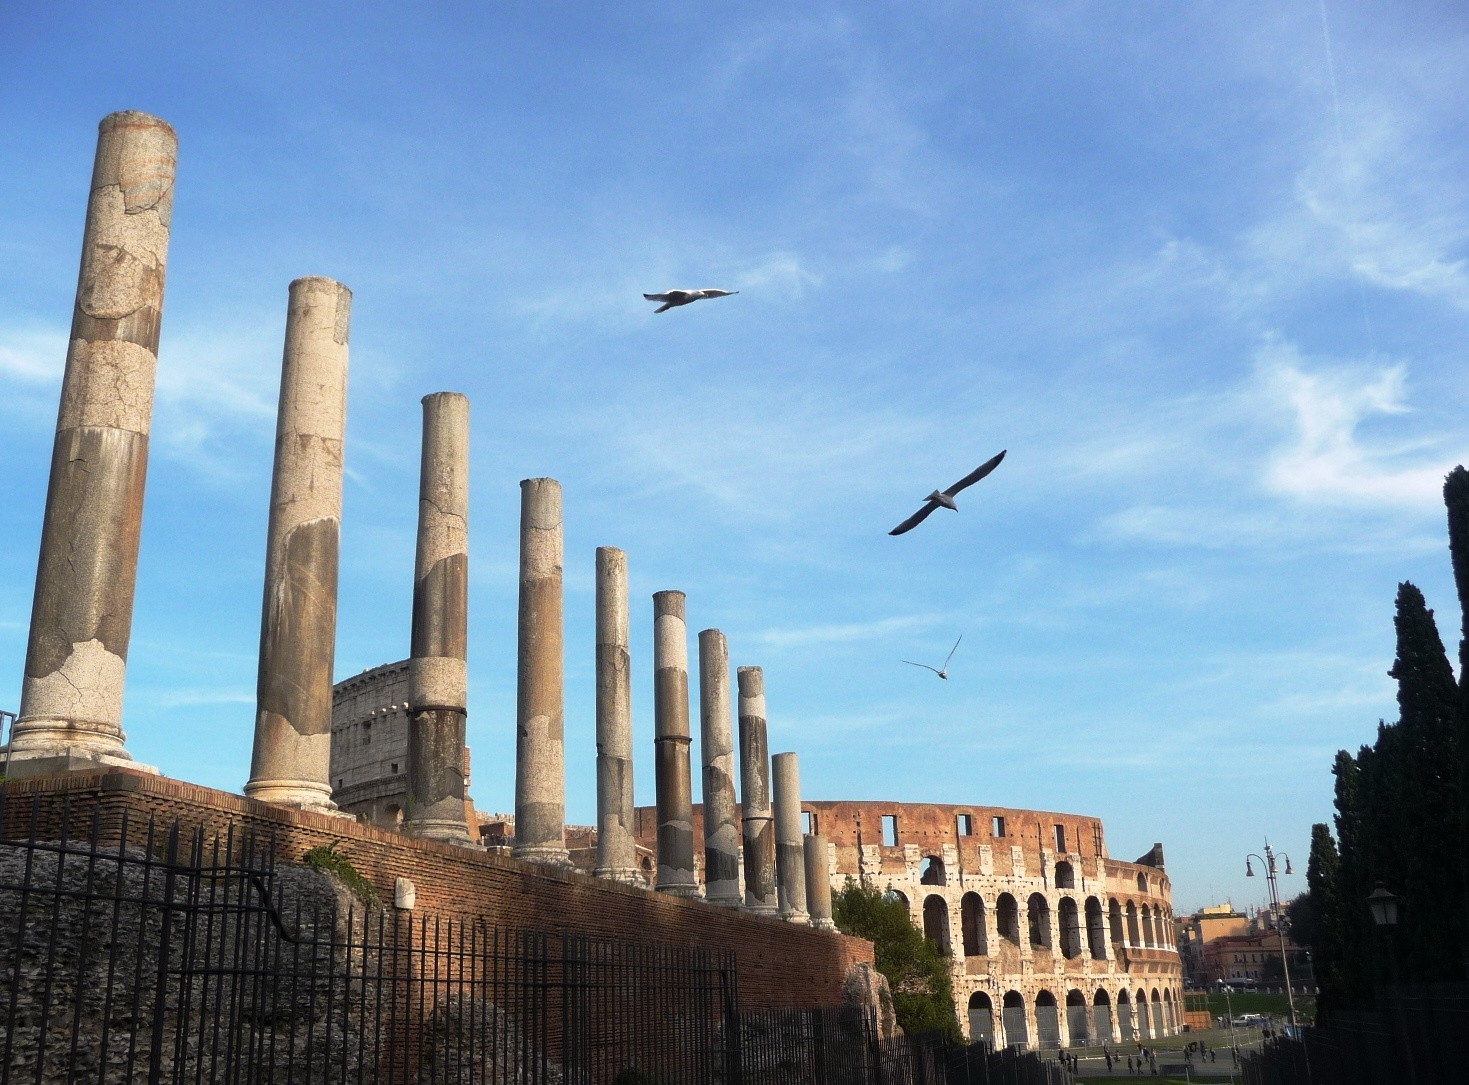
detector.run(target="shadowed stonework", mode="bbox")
[738,666,778,915]
[653,590,698,896]
[594,547,640,883]
[699,628,741,906]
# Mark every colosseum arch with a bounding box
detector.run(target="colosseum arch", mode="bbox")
[920,855,946,885]
[996,893,1021,946]
[1116,990,1135,1041]
[1027,893,1052,951]
[1136,872,1148,893]
[1085,897,1107,960]
[1002,991,1027,1048]
[1163,988,1175,1033]
[1151,989,1164,1036]
[1064,989,1088,1045]
[1141,904,1155,947]
[1054,859,1075,889]
[1108,898,1124,945]
[1092,989,1113,1043]
[1136,988,1152,1039]
[923,894,951,955]
[1125,901,1140,946]
[1034,990,1060,1048]
[968,992,995,1047]
[961,892,988,957]
[884,888,909,910]
[1058,897,1082,959]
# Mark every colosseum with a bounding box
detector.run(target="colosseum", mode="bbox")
[331,665,1182,1049]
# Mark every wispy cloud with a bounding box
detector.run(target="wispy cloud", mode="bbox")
[757,614,936,649]
[0,326,66,383]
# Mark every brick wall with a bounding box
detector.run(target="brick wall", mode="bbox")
[0,771,870,1011]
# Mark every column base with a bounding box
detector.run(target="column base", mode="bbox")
[594,867,646,886]
[704,891,744,908]
[513,844,573,867]
[743,901,780,917]
[405,818,477,846]
[0,745,159,779]
[781,910,811,925]
[656,883,703,899]
[811,918,838,932]
[244,777,353,818]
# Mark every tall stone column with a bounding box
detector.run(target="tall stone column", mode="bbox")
[9,112,177,774]
[772,751,809,923]
[404,392,472,844]
[804,834,836,930]
[737,666,778,915]
[513,478,570,865]
[245,277,351,811]
[653,591,698,896]
[698,629,741,906]
[594,546,639,883]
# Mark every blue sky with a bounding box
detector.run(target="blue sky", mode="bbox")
[2,2,1466,914]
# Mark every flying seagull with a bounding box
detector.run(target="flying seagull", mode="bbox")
[903,635,963,680]
[643,288,739,314]
[889,450,1007,536]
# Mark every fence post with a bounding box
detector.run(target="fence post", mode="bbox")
[720,962,742,1085]
[147,821,181,1084]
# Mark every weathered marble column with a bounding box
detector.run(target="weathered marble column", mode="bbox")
[737,666,778,915]
[245,277,352,811]
[698,629,741,906]
[404,392,472,844]
[653,591,698,896]
[772,751,809,923]
[9,112,177,774]
[594,546,639,883]
[804,834,836,930]
[513,478,570,865]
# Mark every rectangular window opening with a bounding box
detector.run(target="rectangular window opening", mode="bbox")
[992,815,1006,839]
[391,762,399,775]
[1054,824,1066,852]
[958,813,973,836]
[362,722,372,747]
[881,815,898,847]
[802,810,813,835]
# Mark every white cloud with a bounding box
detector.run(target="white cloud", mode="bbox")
[757,614,935,649]
[0,326,66,382]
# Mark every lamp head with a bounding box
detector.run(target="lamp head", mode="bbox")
[1245,859,1255,877]
[1284,857,1294,876]
[1366,883,1399,927]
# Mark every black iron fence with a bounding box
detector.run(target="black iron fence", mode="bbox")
[0,792,1067,1085]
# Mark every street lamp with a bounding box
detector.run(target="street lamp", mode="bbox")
[1245,840,1299,1035]
[1366,884,1398,928]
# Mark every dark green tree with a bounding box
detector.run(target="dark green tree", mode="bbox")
[833,880,961,1042]
[1305,824,1347,1018]
[1443,466,1469,978]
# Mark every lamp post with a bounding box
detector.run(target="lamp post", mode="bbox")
[1245,841,1298,1035]
[1366,883,1400,981]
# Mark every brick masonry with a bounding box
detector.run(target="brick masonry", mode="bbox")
[0,771,869,1012]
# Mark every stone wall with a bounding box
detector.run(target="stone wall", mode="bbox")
[0,771,870,1013]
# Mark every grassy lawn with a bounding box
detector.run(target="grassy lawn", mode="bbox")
[1194,991,1315,1021]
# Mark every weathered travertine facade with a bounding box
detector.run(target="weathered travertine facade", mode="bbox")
[10,112,177,774]
[514,478,570,865]
[652,591,698,896]
[804,834,836,930]
[635,800,1183,1050]
[245,277,352,812]
[404,392,472,844]
[698,629,741,906]
[594,547,640,883]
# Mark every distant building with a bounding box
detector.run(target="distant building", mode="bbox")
[1202,931,1308,986]
[1174,903,1249,985]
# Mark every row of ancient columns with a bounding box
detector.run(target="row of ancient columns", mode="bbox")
[4,113,837,929]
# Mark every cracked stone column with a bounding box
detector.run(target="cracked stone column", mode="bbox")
[404,392,472,845]
[594,546,639,883]
[737,666,778,915]
[772,751,809,924]
[698,629,741,906]
[513,478,570,865]
[9,112,177,774]
[805,834,836,930]
[245,277,351,812]
[653,591,698,896]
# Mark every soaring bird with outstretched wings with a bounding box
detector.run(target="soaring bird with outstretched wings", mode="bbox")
[643,288,739,313]
[903,635,963,680]
[889,451,1006,535]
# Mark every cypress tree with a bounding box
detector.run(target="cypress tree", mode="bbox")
[1306,823,1346,1020]
[1332,748,1372,1006]
[1443,466,1469,976]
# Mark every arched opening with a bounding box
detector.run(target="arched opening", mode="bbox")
[1117,990,1135,1041]
[1163,988,1174,1034]
[1085,897,1107,960]
[996,893,1021,946]
[1136,989,1152,1039]
[1054,860,1075,889]
[884,888,909,911]
[1092,989,1113,1044]
[640,856,652,875]
[1027,893,1052,951]
[919,855,946,885]
[1125,901,1140,946]
[1136,872,1148,893]
[1058,897,1082,959]
[1065,989,1088,1045]
[1035,991,1060,1048]
[1002,991,1027,1048]
[1141,904,1155,947]
[1108,898,1124,945]
[1151,989,1164,1036]
[961,892,987,957]
[923,894,951,956]
[383,804,403,830]
[968,992,995,1047]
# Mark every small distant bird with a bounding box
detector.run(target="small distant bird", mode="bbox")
[889,450,1006,535]
[903,635,963,680]
[643,288,739,313]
